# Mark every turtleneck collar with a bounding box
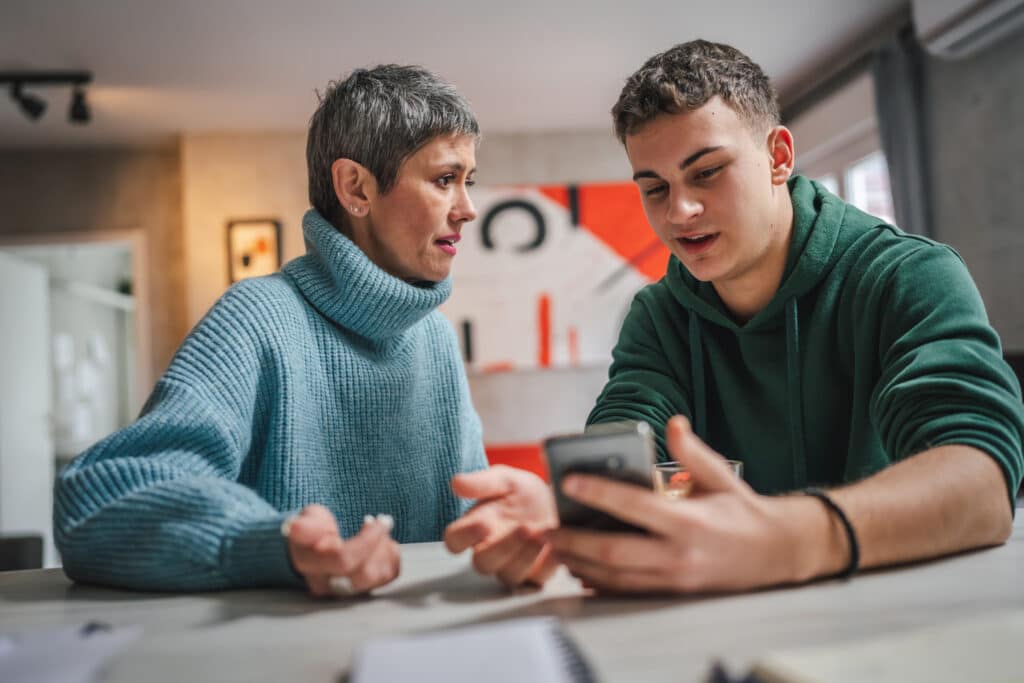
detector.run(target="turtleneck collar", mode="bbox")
[282,209,451,341]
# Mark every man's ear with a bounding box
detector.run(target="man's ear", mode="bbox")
[766,126,795,185]
[331,158,374,217]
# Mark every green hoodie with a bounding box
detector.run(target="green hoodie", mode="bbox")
[588,176,1024,507]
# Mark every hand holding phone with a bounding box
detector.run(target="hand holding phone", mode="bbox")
[543,421,656,533]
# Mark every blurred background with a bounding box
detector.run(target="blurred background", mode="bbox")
[1,0,1022,568]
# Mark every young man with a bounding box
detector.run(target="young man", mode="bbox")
[445,40,1023,593]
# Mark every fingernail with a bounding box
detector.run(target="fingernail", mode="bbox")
[328,575,356,597]
[563,477,581,496]
[280,514,297,538]
[363,514,375,527]
[376,513,394,532]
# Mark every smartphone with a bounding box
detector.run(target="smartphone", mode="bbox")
[543,420,656,534]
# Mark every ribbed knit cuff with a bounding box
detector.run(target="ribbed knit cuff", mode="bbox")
[219,514,305,589]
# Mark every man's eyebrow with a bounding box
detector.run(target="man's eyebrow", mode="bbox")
[680,146,724,169]
[631,145,726,181]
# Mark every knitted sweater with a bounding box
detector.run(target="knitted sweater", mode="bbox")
[54,209,487,591]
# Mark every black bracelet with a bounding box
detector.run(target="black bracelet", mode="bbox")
[803,487,860,580]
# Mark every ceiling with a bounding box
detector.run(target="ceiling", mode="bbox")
[0,0,907,148]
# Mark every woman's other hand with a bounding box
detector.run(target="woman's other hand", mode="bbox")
[282,504,401,597]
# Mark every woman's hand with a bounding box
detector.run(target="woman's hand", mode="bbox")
[546,416,825,594]
[282,504,401,597]
[445,466,560,587]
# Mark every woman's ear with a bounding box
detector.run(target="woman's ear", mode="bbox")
[766,125,795,185]
[331,158,373,217]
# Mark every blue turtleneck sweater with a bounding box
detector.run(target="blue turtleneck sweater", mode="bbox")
[53,210,487,591]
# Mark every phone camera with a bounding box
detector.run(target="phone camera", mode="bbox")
[605,455,624,471]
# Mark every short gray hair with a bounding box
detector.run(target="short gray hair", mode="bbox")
[307,64,480,225]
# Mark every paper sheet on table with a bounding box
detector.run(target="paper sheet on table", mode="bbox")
[0,622,142,683]
[750,609,1024,683]
[351,616,596,683]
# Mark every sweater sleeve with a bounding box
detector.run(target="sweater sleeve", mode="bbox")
[53,285,304,591]
[870,244,1024,509]
[586,289,693,461]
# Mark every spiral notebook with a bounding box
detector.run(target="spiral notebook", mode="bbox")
[350,617,597,683]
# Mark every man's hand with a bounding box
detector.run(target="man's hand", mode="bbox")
[445,465,561,587]
[283,504,401,597]
[546,416,826,594]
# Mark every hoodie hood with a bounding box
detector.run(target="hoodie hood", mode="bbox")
[661,175,848,487]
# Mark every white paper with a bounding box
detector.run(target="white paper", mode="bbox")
[351,617,586,683]
[0,622,142,683]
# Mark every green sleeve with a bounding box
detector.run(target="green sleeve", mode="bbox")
[871,244,1024,510]
[587,288,693,461]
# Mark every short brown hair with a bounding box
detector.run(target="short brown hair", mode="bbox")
[612,40,779,143]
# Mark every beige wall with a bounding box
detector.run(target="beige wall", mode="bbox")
[180,132,309,327]
[476,128,629,185]
[179,128,628,328]
[0,146,186,382]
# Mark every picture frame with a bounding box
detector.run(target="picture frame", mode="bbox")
[226,218,282,284]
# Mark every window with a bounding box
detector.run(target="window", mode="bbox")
[788,72,897,226]
[844,150,895,224]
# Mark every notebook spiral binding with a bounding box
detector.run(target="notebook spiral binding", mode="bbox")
[550,621,600,683]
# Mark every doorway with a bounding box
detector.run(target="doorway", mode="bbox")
[0,230,150,567]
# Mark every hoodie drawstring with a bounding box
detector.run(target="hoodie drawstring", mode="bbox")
[688,315,707,439]
[786,298,808,487]
[689,301,808,489]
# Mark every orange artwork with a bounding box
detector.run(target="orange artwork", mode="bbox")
[441,181,668,372]
[227,219,282,284]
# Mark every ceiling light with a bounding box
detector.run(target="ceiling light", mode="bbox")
[0,71,93,125]
[69,86,90,124]
[10,83,46,121]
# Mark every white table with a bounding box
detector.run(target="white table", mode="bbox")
[2,511,1022,682]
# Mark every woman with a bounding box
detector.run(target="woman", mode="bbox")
[53,65,487,597]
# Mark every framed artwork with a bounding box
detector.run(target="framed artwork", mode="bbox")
[441,181,669,372]
[227,218,282,283]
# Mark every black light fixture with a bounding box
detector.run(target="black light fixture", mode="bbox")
[11,82,47,120]
[69,86,90,124]
[0,71,93,125]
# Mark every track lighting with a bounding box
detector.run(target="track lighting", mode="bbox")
[69,86,90,124]
[0,71,93,125]
[11,83,47,120]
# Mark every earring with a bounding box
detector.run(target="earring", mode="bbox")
[351,205,361,214]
